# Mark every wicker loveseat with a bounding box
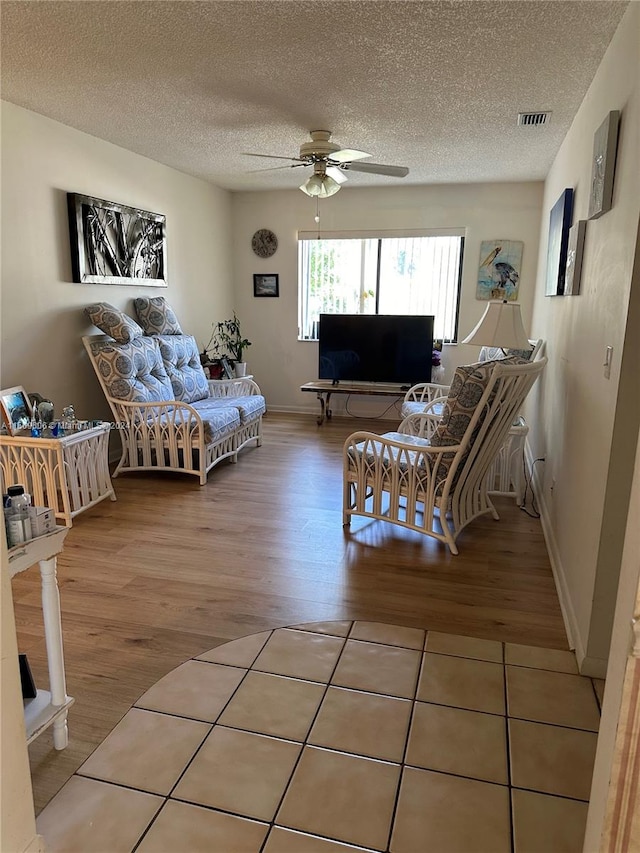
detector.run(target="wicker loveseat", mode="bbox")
[83,299,265,485]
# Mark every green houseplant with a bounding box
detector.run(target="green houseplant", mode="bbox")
[202,312,252,377]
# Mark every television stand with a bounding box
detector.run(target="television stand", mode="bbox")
[300,380,407,425]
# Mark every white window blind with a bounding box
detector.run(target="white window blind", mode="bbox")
[298,231,464,342]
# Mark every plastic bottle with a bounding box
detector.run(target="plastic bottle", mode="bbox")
[6,485,32,546]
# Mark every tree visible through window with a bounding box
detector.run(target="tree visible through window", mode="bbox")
[298,234,464,342]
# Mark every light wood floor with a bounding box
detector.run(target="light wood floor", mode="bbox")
[11,412,567,813]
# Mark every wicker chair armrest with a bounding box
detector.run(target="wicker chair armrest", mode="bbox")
[403,382,450,403]
[207,378,261,397]
[344,430,462,457]
[398,412,439,438]
[109,398,205,426]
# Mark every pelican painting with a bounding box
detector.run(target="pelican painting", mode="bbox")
[476,239,524,301]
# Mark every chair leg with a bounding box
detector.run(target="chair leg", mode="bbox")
[488,496,500,520]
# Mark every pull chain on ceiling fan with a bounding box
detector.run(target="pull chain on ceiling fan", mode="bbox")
[244,130,409,197]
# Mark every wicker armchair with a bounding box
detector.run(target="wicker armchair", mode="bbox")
[400,339,545,502]
[343,357,546,554]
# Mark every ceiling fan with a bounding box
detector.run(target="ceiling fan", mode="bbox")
[244,130,409,197]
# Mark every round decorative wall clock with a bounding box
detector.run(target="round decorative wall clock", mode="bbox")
[251,229,278,258]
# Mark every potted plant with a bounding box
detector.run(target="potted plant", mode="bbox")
[208,312,252,378]
[200,328,224,379]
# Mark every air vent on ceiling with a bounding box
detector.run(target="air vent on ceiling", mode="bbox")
[517,111,552,127]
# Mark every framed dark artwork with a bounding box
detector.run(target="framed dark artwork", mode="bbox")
[0,386,33,435]
[545,188,574,296]
[588,110,620,220]
[67,193,167,286]
[253,273,279,297]
[564,220,587,296]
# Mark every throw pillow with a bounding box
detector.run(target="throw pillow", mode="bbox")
[133,296,183,335]
[431,356,527,448]
[85,302,144,344]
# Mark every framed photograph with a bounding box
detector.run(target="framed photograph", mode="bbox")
[253,273,279,297]
[476,240,523,301]
[67,192,167,286]
[588,110,620,220]
[220,357,235,380]
[545,188,574,296]
[564,220,587,296]
[0,386,33,435]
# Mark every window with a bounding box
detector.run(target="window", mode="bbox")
[298,231,464,342]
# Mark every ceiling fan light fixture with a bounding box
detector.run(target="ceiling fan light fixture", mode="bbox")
[299,173,341,198]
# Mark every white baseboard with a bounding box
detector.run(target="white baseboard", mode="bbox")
[23,835,47,853]
[578,656,608,679]
[525,441,584,661]
[267,404,399,420]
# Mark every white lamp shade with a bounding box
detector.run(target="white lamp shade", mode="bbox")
[462,300,531,350]
[299,173,341,198]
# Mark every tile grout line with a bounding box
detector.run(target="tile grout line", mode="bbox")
[131,629,279,853]
[258,622,355,853]
[503,643,516,853]
[383,630,427,852]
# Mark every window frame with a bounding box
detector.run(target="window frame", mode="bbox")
[297,228,465,344]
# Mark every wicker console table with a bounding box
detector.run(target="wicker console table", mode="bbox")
[0,422,116,527]
[301,380,408,425]
[9,527,73,748]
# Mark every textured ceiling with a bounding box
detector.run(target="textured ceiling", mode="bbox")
[0,1,628,192]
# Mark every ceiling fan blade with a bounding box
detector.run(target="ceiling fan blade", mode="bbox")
[330,148,371,163]
[344,161,409,177]
[243,152,305,163]
[326,166,348,184]
[247,163,307,173]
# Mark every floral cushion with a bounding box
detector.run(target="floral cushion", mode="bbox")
[479,345,534,362]
[89,337,173,403]
[429,357,526,485]
[400,400,446,420]
[134,297,183,335]
[166,398,241,444]
[85,303,144,343]
[156,335,210,403]
[227,395,267,423]
[431,360,500,448]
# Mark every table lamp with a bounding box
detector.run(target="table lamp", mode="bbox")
[461,300,531,354]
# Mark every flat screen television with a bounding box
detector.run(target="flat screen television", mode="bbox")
[318,314,434,385]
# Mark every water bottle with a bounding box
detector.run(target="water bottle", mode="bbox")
[6,485,32,546]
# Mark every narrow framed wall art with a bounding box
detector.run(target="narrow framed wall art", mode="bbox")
[545,188,574,297]
[564,220,587,296]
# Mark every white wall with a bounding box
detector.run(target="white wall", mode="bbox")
[1,537,46,853]
[231,182,543,416]
[0,102,234,425]
[528,2,640,673]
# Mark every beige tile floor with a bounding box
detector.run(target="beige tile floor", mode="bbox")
[37,621,605,853]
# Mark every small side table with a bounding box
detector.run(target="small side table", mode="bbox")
[0,422,116,527]
[487,416,529,505]
[9,527,74,749]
